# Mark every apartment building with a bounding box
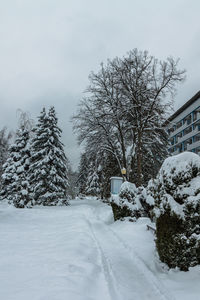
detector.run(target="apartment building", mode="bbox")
[166,91,200,155]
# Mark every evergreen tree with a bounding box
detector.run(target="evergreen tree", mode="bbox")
[83,149,101,197]
[77,152,89,195]
[85,163,100,196]
[29,107,69,205]
[1,126,31,207]
[13,127,31,208]
[67,166,78,199]
[28,107,48,204]
[77,147,121,199]
[1,144,18,202]
[0,127,12,186]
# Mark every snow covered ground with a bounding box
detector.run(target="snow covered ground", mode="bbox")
[0,198,200,300]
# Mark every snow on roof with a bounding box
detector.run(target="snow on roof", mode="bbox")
[165,90,200,124]
[110,177,123,180]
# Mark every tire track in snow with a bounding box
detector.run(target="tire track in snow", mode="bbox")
[84,205,174,300]
[87,218,122,300]
[109,226,175,300]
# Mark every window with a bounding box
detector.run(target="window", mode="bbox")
[168,127,174,134]
[176,132,182,141]
[196,147,200,154]
[193,112,197,121]
[188,138,192,145]
[194,123,200,131]
[176,143,182,153]
[184,126,192,135]
[194,135,200,143]
[176,121,182,129]
[183,142,187,151]
[187,115,192,125]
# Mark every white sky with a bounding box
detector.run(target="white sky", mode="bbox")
[0,0,199,169]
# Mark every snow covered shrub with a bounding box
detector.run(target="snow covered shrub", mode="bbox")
[154,152,200,271]
[138,183,155,219]
[111,182,144,221]
[119,181,137,202]
[111,180,156,221]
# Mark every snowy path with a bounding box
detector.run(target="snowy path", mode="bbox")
[86,207,172,300]
[0,199,172,300]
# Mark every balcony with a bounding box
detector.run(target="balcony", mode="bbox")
[176,129,194,144]
[193,111,200,121]
[178,126,200,143]
[168,111,200,138]
[187,140,200,151]
[169,121,190,137]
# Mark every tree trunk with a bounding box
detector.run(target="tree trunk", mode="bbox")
[137,133,142,186]
[117,121,127,180]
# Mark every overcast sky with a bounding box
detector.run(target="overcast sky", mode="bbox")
[0,0,199,169]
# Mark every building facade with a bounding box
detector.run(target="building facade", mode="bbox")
[166,91,200,155]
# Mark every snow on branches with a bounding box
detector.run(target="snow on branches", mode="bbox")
[73,49,185,186]
[1,107,70,207]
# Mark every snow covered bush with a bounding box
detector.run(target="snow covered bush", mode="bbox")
[154,152,200,271]
[111,181,140,221]
[138,182,155,219]
[111,181,153,221]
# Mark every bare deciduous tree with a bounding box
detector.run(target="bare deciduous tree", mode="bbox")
[73,49,185,186]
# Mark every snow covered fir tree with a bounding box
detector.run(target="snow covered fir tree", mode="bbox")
[77,148,120,199]
[0,125,31,208]
[0,107,70,207]
[0,127,12,184]
[77,152,89,195]
[85,162,100,196]
[29,107,69,206]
